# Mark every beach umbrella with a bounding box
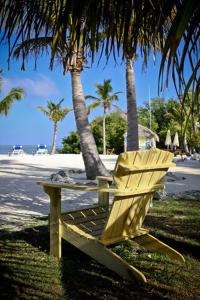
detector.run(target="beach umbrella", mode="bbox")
[165,130,172,149]
[173,132,179,149]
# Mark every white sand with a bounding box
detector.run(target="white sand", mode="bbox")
[0,153,199,227]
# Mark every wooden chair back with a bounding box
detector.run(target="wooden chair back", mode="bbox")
[100,148,174,244]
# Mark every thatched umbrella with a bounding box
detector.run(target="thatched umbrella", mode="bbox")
[173,132,179,150]
[138,125,159,142]
[165,130,172,149]
[114,107,159,148]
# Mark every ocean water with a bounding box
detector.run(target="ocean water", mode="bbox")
[0,145,61,155]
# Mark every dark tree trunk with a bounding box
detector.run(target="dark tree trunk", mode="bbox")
[71,70,110,179]
[126,57,139,150]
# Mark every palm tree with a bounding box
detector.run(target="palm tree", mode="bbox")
[13,13,110,179]
[37,99,72,154]
[1,1,199,152]
[1,1,198,100]
[86,79,121,154]
[0,70,24,115]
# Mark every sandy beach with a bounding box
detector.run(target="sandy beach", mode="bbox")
[0,153,200,228]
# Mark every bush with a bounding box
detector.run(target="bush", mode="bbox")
[58,131,81,154]
[60,112,127,154]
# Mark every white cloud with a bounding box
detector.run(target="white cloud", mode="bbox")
[2,74,60,98]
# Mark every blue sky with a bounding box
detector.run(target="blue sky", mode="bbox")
[0,43,177,146]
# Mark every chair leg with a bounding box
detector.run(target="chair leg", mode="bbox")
[133,233,185,263]
[62,226,147,283]
[43,186,62,258]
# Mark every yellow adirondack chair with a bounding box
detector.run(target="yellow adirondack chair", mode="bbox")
[38,148,185,283]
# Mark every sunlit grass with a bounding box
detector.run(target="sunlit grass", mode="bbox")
[0,198,199,299]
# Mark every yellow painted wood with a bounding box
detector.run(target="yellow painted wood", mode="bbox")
[134,234,185,263]
[97,176,112,209]
[38,149,185,284]
[97,176,113,182]
[118,162,175,172]
[43,186,62,258]
[62,206,109,238]
[38,181,164,197]
[101,228,149,246]
[61,223,147,283]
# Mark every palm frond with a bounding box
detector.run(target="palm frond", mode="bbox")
[87,101,101,115]
[0,0,199,103]
[0,88,24,115]
[37,106,49,116]
[85,95,100,101]
[57,98,65,106]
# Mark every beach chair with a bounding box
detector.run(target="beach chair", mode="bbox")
[11,145,24,155]
[36,144,48,155]
[38,148,185,283]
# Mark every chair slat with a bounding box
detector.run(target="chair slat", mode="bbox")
[101,149,173,242]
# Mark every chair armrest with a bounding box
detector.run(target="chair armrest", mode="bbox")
[38,180,114,193]
[97,176,113,183]
[97,176,113,209]
[37,181,164,196]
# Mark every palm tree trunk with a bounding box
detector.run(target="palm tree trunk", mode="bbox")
[71,71,110,179]
[126,57,139,151]
[103,111,106,155]
[51,122,58,154]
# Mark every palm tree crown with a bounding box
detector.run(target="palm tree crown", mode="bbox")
[86,79,121,114]
[37,99,72,122]
[86,79,121,154]
[37,98,72,154]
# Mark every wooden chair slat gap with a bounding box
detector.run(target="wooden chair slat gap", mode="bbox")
[62,212,109,225]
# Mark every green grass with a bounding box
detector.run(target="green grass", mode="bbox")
[0,198,200,299]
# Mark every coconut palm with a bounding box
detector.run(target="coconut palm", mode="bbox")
[37,99,72,154]
[1,1,198,101]
[86,79,121,154]
[0,1,199,156]
[13,13,110,179]
[0,70,24,115]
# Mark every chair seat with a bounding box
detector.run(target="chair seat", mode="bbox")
[62,206,109,238]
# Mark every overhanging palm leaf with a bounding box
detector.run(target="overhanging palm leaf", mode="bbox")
[1,0,198,106]
[159,0,199,103]
[0,88,24,116]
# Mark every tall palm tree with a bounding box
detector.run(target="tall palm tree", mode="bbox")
[13,13,110,179]
[1,1,199,152]
[37,99,72,154]
[0,70,24,115]
[86,79,120,154]
[125,56,139,151]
